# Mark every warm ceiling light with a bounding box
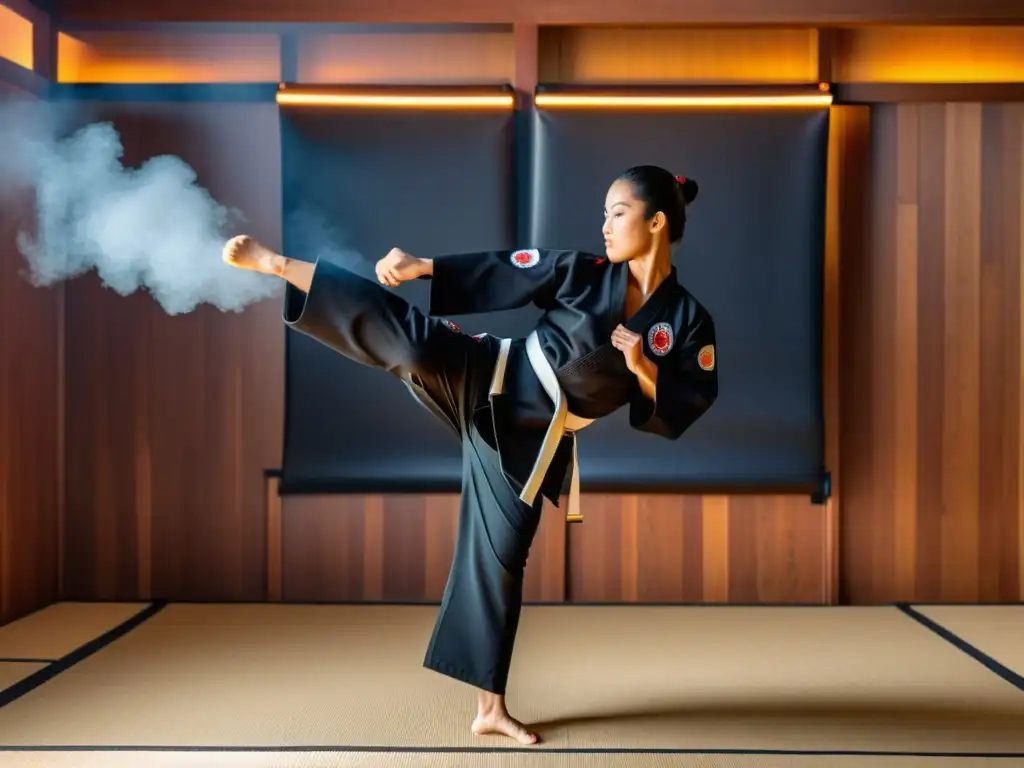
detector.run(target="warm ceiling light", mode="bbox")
[275,87,515,109]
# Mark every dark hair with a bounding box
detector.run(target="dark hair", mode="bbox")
[616,165,699,243]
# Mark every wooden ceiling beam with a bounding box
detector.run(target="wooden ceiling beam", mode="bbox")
[50,0,1024,26]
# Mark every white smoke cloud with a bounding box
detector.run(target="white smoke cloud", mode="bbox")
[283,206,372,280]
[0,101,284,316]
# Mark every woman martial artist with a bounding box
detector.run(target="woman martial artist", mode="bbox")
[221,165,718,745]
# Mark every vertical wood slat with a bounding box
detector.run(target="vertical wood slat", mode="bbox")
[1020,106,1024,601]
[824,106,871,603]
[823,106,841,604]
[893,105,919,599]
[701,497,730,602]
[941,104,982,602]
[266,476,282,601]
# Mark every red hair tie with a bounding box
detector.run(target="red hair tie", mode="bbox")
[675,175,687,184]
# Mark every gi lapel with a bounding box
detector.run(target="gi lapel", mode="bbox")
[623,267,680,335]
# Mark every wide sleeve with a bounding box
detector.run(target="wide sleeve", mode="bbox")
[424,248,579,316]
[629,311,719,440]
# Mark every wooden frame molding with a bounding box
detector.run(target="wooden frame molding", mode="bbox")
[833,82,1024,103]
[51,0,1024,25]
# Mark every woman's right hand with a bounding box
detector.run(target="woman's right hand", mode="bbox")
[375,247,431,288]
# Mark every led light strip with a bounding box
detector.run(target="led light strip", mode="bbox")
[275,90,515,109]
[534,93,834,108]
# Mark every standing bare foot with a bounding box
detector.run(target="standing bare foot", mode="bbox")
[222,235,285,275]
[472,692,539,745]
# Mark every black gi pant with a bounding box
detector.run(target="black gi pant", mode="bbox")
[284,258,543,695]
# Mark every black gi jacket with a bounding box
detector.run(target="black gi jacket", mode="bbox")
[425,247,719,505]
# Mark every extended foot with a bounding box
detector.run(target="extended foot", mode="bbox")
[222,235,284,275]
[471,710,539,746]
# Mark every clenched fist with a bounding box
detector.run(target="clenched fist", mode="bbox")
[611,324,645,374]
[612,323,658,400]
[375,247,431,288]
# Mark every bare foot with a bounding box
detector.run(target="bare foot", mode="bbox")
[222,235,284,275]
[472,694,539,745]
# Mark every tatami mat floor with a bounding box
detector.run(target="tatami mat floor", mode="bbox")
[0,602,1021,767]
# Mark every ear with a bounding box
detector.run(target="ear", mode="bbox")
[648,211,667,235]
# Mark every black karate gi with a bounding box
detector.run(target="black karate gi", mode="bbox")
[283,247,718,695]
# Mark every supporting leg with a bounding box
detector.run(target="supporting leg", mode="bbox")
[473,690,538,745]
[423,426,543,745]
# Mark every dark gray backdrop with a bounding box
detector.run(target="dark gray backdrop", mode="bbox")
[279,105,829,496]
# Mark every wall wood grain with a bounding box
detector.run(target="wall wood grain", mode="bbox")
[0,88,61,626]
[840,103,1024,604]
[61,102,285,602]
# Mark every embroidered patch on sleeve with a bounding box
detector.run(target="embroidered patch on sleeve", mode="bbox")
[510,249,540,268]
[698,344,715,371]
[647,322,674,356]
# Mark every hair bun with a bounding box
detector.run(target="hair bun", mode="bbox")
[675,175,699,205]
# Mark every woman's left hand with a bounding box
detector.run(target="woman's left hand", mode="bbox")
[611,324,646,375]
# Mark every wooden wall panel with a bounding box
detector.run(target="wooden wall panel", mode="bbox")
[833,27,1024,84]
[840,103,1024,604]
[297,29,513,85]
[538,27,819,85]
[280,494,566,603]
[0,89,61,626]
[278,493,827,604]
[0,2,34,71]
[56,31,282,83]
[566,495,827,603]
[61,101,285,602]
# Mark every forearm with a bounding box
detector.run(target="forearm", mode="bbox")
[425,250,562,315]
[634,357,658,401]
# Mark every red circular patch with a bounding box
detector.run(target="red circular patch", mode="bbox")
[445,320,461,333]
[698,345,715,371]
[646,322,674,356]
[509,249,540,268]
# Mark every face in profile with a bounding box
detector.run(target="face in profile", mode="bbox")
[601,179,665,263]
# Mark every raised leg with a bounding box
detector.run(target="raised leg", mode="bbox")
[222,235,314,293]
[223,235,471,434]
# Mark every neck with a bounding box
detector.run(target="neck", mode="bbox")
[628,244,672,296]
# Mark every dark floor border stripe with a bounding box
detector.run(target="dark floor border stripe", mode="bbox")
[0,601,168,710]
[897,603,1024,693]
[60,599,841,607]
[0,659,56,664]
[1,746,1022,758]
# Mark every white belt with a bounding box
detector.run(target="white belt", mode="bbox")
[489,331,594,523]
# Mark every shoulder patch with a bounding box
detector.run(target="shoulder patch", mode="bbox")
[510,249,540,269]
[647,322,674,356]
[698,344,715,371]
